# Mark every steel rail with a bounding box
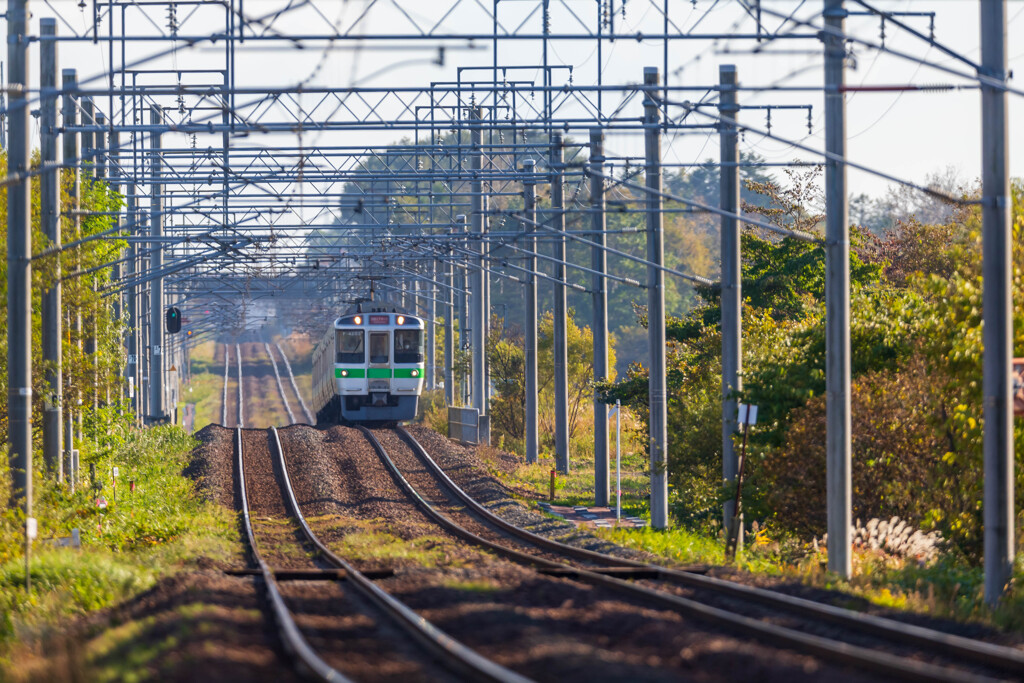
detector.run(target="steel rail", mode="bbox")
[264,342,296,424]
[273,342,315,424]
[221,344,230,426]
[234,427,352,682]
[398,426,1024,677]
[268,427,532,683]
[235,344,244,428]
[378,427,1018,682]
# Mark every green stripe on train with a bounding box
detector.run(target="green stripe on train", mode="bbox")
[335,367,424,379]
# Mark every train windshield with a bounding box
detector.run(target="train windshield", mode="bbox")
[335,330,364,364]
[394,330,424,364]
[369,332,390,364]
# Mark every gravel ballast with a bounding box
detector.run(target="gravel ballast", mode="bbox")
[273,424,879,682]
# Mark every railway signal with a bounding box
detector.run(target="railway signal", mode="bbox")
[166,307,182,334]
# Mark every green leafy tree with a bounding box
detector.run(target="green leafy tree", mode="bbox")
[0,151,125,491]
[488,310,615,455]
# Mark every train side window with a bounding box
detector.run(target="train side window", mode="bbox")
[394,330,424,364]
[369,332,389,364]
[336,330,365,364]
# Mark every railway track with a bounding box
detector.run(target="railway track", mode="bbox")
[274,341,315,424]
[235,343,244,428]
[265,342,297,424]
[235,426,530,683]
[362,426,1024,683]
[221,344,231,426]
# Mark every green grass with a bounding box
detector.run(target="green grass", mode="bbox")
[475,437,652,517]
[440,578,503,593]
[309,514,479,568]
[0,424,240,673]
[186,341,224,430]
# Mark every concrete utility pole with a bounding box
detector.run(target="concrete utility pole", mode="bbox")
[719,64,742,537]
[470,108,486,417]
[109,129,124,406]
[40,18,63,480]
[980,0,1014,606]
[427,260,436,389]
[149,105,166,421]
[523,159,540,465]
[61,67,80,478]
[551,133,570,474]
[483,194,492,421]
[93,112,107,407]
[126,183,140,419]
[589,129,609,506]
[81,97,94,168]
[644,67,668,530]
[109,129,124,407]
[7,0,32,513]
[824,0,852,577]
[95,112,107,179]
[444,218,459,406]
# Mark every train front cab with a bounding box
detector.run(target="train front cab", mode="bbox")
[335,314,424,422]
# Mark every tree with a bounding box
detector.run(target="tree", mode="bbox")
[488,310,615,455]
[0,152,124,491]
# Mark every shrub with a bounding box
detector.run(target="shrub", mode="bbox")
[755,355,945,537]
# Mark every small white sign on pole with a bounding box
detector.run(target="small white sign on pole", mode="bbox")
[113,466,119,478]
[738,403,758,426]
[26,517,37,540]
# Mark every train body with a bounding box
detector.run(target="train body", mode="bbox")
[311,306,426,423]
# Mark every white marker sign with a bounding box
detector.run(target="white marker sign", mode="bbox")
[737,403,758,426]
[26,517,37,540]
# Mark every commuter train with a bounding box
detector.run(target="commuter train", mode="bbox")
[311,304,426,423]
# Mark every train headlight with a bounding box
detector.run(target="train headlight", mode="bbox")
[397,315,405,325]
[411,369,419,378]
[353,315,362,325]
[341,369,348,377]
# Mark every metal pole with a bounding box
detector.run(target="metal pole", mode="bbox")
[6,0,32,523]
[483,194,492,423]
[719,64,742,536]
[616,399,621,522]
[149,105,165,421]
[427,259,436,390]
[824,0,852,577]
[95,111,107,180]
[110,129,123,407]
[644,67,668,530]
[523,160,539,464]
[126,183,139,419]
[61,67,80,470]
[590,129,609,506]
[551,132,569,474]
[81,96,94,170]
[458,216,469,406]
[40,18,63,481]
[92,113,107,408]
[444,217,461,406]
[980,0,1014,605]
[470,107,486,416]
